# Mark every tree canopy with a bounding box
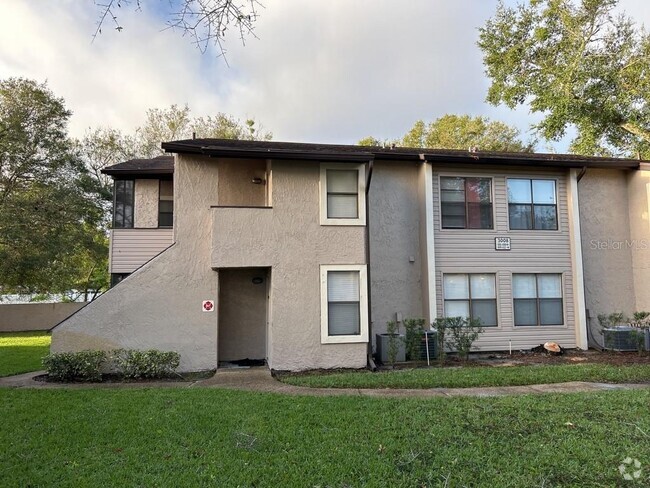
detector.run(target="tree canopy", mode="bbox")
[0,78,107,297]
[478,0,650,157]
[132,104,271,159]
[358,114,532,152]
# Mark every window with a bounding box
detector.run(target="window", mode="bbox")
[513,274,563,326]
[443,274,497,326]
[110,273,130,288]
[508,179,558,230]
[440,177,493,229]
[320,265,368,343]
[113,180,134,228]
[158,180,173,228]
[320,164,366,225]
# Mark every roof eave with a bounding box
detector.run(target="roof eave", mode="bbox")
[162,142,375,162]
[101,168,174,176]
[420,153,641,169]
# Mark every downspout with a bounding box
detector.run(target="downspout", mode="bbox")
[575,166,598,348]
[365,157,376,370]
[577,166,587,183]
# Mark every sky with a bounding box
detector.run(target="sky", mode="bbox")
[1,0,649,151]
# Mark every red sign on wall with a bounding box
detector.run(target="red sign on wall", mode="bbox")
[202,300,215,312]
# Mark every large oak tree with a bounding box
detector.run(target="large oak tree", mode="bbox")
[0,78,107,298]
[479,0,650,157]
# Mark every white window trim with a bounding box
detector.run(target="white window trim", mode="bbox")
[319,163,366,226]
[436,173,496,232]
[320,264,369,344]
[505,177,561,232]
[442,272,499,327]
[511,272,566,327]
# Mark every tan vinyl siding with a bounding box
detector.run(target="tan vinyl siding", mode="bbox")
[432,165,577,350]
[110,228,174,273]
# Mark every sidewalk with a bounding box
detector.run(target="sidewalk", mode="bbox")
[2,368,650,397]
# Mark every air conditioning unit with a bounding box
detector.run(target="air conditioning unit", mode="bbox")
[603,326,641,351]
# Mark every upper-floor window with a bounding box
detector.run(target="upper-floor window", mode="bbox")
[440,177,493,229]
[158,180,173,228]
[113,179,134,229]
[443,273,497,326]
[320,163,366,226]
[507,179,558,230]
[513,274,563,326]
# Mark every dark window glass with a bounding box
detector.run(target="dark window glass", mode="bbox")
[513,274,563,326]
[110,273,130,288]
[441,177,492,229]
[443,273,497,327]
[158,180,174,228]
[113,180,134,229]
[508,179,558,230]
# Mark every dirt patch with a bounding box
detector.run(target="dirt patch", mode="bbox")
[413,349,650,369]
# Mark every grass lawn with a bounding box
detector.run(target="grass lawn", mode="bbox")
[0,332,50,377]
[1,388,649,487]
[280,363,650,389]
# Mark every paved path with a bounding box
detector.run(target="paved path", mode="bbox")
[2,368,650,397]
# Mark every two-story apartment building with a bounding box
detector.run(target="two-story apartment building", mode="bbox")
[51,139,650,372]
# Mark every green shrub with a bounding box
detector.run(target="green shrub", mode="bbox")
[112,349,181,379]
[633,311,650,322]
[42,350,107,382]
[597,312,628,328]
[403,318,426,361]
[433,316,484,363]
[385,320,401,367]
[445,317,484,361]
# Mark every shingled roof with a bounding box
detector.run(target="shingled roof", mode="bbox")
[102,155,174,176]
[161,138,643,169]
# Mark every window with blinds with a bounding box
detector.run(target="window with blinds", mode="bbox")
[327,271,360,336]
[320,163,366,225]
[443,273,498,326]
[440,177,493,229]
[327,170,359,219]
[513,274,564,326]
[320,264,368,344]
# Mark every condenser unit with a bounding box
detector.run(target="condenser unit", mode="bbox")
[603,326,641,352]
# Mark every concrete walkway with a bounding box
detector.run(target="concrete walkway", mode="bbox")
[2,368,650,397]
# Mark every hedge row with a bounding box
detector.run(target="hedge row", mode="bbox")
[42,349,181,382]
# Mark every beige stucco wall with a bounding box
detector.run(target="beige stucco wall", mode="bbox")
[217,159,267,206]
[52,155,220,372]
[0,302,86,332]
[368,161,423,338]
[579,169,636,323]
[627,168,650,312]
[134,179,159,228]
[218,268,268,361]
[54,155,367,372]
[212,160,367,371]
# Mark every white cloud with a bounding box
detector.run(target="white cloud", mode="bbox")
[1,0,648,151]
